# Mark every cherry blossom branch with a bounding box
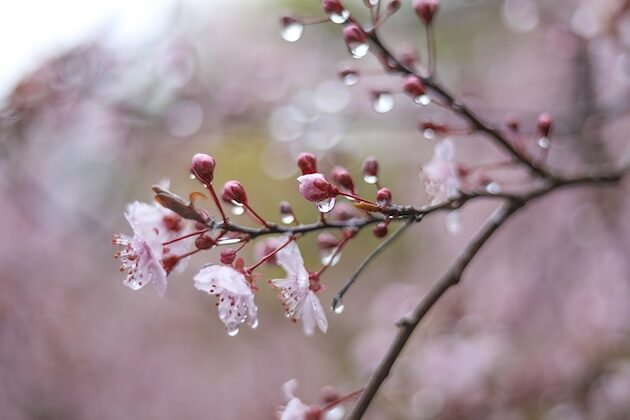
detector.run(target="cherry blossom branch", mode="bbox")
[345,165,629,419]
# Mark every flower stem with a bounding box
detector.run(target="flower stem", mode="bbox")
[246,236,293,272]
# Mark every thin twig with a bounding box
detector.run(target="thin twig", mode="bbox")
[332,218,416,311]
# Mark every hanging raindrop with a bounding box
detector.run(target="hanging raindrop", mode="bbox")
[227,327,240,337]
[231,204,245,215]
[321,249,342,266]
[537,136,550,149]
[189,173,196,180]
[251,319,259,329]
[317,196,336,213]
[423,128,436,139]
[333,303,345,314]
[330,9,350,24]
[372,92,394,113]
[363,174,378,184]
[342,72,359,86]
[485,181,502,194]
[216,237,243,246]
[445,210,461,234]
[414,94,431,106]
[281,214,295,224]
[348,42,370,59]
[281,21,304,42]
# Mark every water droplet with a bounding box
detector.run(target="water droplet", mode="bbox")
[216,237,243,246]
[342,72,359,86]
[485,181,502,194]
[227,327,240,337]
[281,214,295,224]
[281,21,304,42]
[189,173,196,180]
[231,205,245,216]
[414,94,431,106]
[251,319,259,329]
[334,303,345,314]
[538,136,550,149]
[317,197,336,213]
[329,9,350,24]
[423,128,436,139]
[363,174,378,184]
[348,42,369,59]
[372,92,394,114]
[445,210,461,234]
[321,249,341,266]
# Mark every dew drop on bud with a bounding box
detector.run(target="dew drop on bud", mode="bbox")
[231,204,245,215]
[537,136,550,149]
[363,174,378,184]
[281,214,295,224]
[445,210,461,234]
[330,9,350,24]
[189,173,196,180]
[334,303,345,314]
[414,94,431,106]
[317,196,336,213]
[349,42,370,59]
[216,237,243,246]
[372,92,394,113]
[321,249,341,266]
[227,327,240,337]
[423,128,436,139]
[281,21,304,42]
[342,72,359,86]
[485,181,501,194]
[251,319,259,329]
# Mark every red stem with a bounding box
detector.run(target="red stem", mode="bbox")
[206,183,229,223]
[244,203,271,228]
[162,229,209,246]
[246,236,293,272]
[321,389,364,412]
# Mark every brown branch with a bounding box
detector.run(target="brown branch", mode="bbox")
[345,166,628,419]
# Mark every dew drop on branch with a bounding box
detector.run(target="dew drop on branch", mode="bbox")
[372,92,394,113]
[330,9,350,24]
[281,214,295,224]
[333,303,345,314]
[281,21,304,42]
[348,42,370,59]
[414,94,431,106]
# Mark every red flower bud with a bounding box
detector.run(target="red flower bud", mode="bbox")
[403,75,426,98]
[220,249,237,265]
[317,232,339,250]
[297,173,339,202]
[413,0,439,25]
[331,166,355,192]
[221,180,248,205]
[343,23,367,44]
[376,187,392,205]
[297,152,318,175]
[195,234,215,250]
[362,157,379,183]
[191,153,216,185]
[322,0,344,15]
[373,223,388,238]
[537,113,552,137]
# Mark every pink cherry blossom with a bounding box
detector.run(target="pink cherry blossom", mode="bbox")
[113,200,195,296]
[193,265,258,335]
[297,173,338,203]
[422,139,461,204]
[271,239,328,335]
[277,379,321,420]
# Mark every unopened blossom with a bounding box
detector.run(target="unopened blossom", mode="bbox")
[113,200,196,296]
[271,239,328,335]
[193,265,258,335]
[297,173,338,203]
[422,139,461,204]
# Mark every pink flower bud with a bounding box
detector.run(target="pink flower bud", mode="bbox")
[297,152,318,175]
[191,153,216,184]
[317,232,339,250]
[413,0,439,25]
[280,201,293,215]
[297,173,339,202]
[376,187,392,205]
[362,157,379,183]
[221,180,248,205]
[322,0,344,15]
[403,75,426,98]
[387,0,401,14]
[195,234,215,250]
[343,24,367,45]
[537,113,552,137]
[331,166,355,192]
[220,249,237,265]
[373,222,388,238]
